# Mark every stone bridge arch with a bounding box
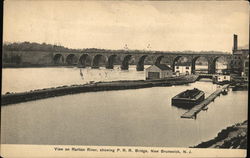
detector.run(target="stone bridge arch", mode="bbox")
[191,56,201,74]
[172,56,182,72]
[91,54,107,68]
[53,54,64,65]
[136,55,148,71]
[78,54,92,67]
[154,55,164,65]
[191,56,209,74]
[66,54,78,65]
[208,55,231,74]
[106,55,117,69]
[172,55,193,72]
[121,55,133,70]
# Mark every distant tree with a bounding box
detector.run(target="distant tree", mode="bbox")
[3,42,82,52]
[10,55,21,64]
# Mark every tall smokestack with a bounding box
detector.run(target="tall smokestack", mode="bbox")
[233,34,238,51]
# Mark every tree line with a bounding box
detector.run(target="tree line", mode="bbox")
[3,41,229,54]
[3,41,82,52]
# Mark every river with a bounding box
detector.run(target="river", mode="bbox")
[1,66,247,147]
[1,65,225,94]
[2,66,146,94]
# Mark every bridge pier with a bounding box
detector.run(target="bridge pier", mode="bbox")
[77,63,86,68]
[121,65,129,70]
[208,63,216,74]
[106,65,114,69]
[136,64,144,71]
[172,63,175,72]
[191,61,196,74]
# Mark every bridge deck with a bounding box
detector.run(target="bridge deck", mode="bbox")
[181,84,229,119]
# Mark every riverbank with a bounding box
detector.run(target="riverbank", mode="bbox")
[1,75,198,106]
[193,120,248,149]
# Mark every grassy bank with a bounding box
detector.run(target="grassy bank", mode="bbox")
[193,120,248,149]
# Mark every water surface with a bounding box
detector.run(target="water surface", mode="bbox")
[2,66,146,94]
[1,81,247,147]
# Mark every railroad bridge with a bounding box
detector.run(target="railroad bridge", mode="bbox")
[53,50,232,74]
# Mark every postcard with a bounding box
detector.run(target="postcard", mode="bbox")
[1,0,249,157]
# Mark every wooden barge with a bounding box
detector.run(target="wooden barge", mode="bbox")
[172,88,205,108]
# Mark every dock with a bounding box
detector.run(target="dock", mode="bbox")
[181,84,230,119]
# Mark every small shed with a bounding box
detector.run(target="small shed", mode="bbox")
[145,64,173,80]
[213,75,231,83]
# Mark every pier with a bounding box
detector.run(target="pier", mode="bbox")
[181,84,230,119]
[1,75,198,106]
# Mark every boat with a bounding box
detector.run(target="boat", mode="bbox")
[172,88,205,108]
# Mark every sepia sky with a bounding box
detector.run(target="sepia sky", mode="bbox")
[3,0,249,52]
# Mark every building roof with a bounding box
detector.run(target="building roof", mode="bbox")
[175,63,191,66]
[155,64,172,70]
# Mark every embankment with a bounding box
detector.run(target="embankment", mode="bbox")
[193,120,248,149]
[1,75,198,106]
